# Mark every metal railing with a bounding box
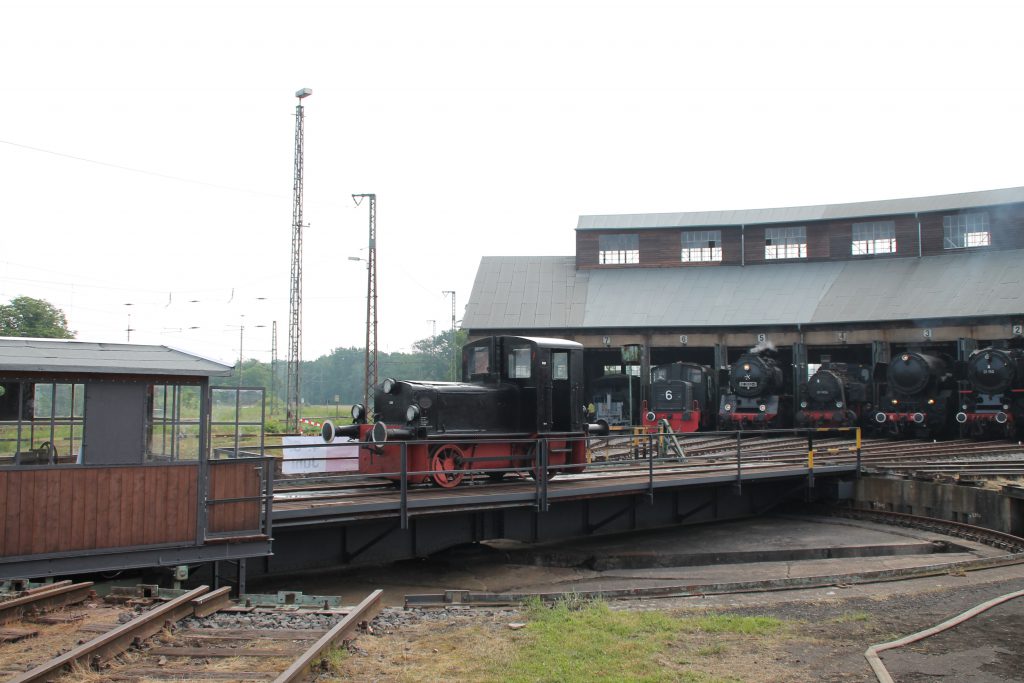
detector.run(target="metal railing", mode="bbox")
[260,427,862,529]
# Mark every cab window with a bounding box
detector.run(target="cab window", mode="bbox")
[552,352,568,380]
[469,346,489,375]
[506,347,531,379]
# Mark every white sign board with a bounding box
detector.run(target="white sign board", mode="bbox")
[281,435,359,475]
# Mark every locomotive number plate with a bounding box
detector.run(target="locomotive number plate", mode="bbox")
[738,381,758,389]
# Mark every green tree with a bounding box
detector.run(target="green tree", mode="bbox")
[0,296,75,338]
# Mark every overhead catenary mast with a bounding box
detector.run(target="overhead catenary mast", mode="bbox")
[352,193,377,413]
[286,87,312,432]
[442,290,456,380]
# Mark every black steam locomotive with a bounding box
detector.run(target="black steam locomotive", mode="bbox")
[874,351,956,439]
[956,346,1024,439]
[322,335,593,487]
[795,362,872,429]
[718,352,788,428]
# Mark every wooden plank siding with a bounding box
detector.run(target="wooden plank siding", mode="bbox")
[206,461,262,534]
[577,227,744,268]
[0,465,204,559]
[574,201,1024,270]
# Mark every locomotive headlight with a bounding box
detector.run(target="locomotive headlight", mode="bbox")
[724,403,732,412]
[800,401,808,409]
[962,404,968,410]
[351,403,365,422]
[382,378,398,394]
[743,364,751,371]
[406,404,420,423]
[927,398,936,406]
[835,401,843,408]
[1004,404,1011,410]
[645,411,656,422]
[758,404,767,412]
[891,399,899,405]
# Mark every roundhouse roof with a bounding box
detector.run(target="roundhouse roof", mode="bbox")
[576,186,1024,231]
[462,249,1024,331]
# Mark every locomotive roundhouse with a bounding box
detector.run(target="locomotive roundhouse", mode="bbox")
[463,186,1024,404]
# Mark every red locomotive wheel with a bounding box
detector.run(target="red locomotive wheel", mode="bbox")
[526,444,557,481]
[430,444,465,488]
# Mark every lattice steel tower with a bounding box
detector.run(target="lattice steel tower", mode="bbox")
[352,193,377,413]
[287,87,312,431]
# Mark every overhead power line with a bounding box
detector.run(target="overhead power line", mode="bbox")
[0,138,286,200]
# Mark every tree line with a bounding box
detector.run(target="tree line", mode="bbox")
[0,296,466,405]
[229,328,468,405]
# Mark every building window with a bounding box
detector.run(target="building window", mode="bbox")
[852,220,896,255]
[681,230,722,262]
[598,234,639,264]
[765,226,807,259]
[943,213,991,249]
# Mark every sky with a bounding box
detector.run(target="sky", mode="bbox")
[2,0,1023,366]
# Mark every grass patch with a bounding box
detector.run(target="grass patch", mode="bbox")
[490,599,685,682]
[677,613,784,636]
[321,645,349,673]
[332,601,791,683]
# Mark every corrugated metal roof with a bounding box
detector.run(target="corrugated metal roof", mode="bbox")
[462,250,1024,331]
[577,186,1024,230]
[463,256,589,330]
[0,338,233,376]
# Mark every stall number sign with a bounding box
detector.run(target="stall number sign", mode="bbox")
[1014,324,1024,337]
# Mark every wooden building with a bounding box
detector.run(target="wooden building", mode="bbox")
[0,339,272,579]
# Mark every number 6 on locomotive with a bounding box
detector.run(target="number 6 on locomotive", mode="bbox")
[322,336,593,487]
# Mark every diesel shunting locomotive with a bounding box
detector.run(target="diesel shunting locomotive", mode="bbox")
[322,335,593,487]
[641,361,716,433]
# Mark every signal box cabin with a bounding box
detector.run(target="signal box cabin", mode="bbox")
[0,338,273,579]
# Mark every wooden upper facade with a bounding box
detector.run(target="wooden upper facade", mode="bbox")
[576,192,1024,269]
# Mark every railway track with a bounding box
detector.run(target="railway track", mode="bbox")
[0,586,383,682]
[404,508,1024,607]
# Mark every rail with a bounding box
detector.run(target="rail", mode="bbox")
[274,588,384,682]
[0,581,94,624]
[9,585,212,683]
[404,508,1024,608]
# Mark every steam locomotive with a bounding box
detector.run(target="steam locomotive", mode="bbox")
[874,351,956,439]
[956,346,1024,439]
[718,352,789,428]
[322,335,593,487]
[795,362,872,429]
[641,361,716,433]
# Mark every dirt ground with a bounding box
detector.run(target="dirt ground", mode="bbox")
[336,565,1024,682]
